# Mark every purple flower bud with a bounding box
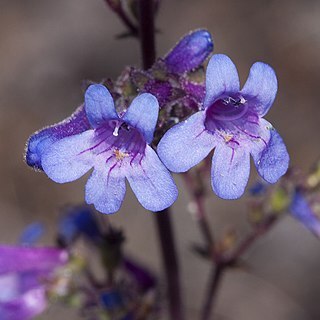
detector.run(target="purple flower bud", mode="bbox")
[164,29,213,74]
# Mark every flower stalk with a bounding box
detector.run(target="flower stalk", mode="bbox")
[200,213,280,320]
[138,1,184,319]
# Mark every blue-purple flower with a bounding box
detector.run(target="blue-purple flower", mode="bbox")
[0,246,68,320]
[37,85,177,214]
[158,54,289,199]
[291,191,320,238]
[25,30,213,172]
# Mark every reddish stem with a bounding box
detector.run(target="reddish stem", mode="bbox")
[104,0,138,36]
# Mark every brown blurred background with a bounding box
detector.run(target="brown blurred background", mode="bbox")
[1,0,320,319]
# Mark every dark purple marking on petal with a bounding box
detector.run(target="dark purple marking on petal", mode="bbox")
[233,123,268,148]
[205,94,248,123]
[203,93,270,150]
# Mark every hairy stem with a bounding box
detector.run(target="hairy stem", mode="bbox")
[137,1,184,319]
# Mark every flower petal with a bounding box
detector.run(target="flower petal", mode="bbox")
[41,130,95,183]
[0,287,47,320]
[241,62,278,116]
[127,146,178,212]
[0,246,68,274]
[85,166,126,214]
[157,111,216,172]
[25,105,90,170]
[204,54,240,108]
[85,84,118,127]
[123,93,159,144]
[251,120,289,184]
[211,144,250,199]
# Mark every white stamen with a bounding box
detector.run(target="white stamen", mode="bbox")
[239,96,246,104]
[113,125,120,137]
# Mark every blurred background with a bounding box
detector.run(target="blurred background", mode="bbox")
[1,0,320,319]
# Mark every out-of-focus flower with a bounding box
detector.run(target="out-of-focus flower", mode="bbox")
[290,191,320,238]
[306,160,320,190]
[58,205,102,246]
[249,181,267,196]
[19,223,45,246]
[158,54,289,199]
[98,257,158,320]
[34,85,177,214]
[100,289,123,311]
[123,257,156,293]
[0,246,68,320]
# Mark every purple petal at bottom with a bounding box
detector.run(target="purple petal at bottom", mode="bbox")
[85,166,126,214]
[211,144,250,199]
[127,146,178,212]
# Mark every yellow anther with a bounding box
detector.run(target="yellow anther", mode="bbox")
[223,134,233,143]
[113,149,129,161]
